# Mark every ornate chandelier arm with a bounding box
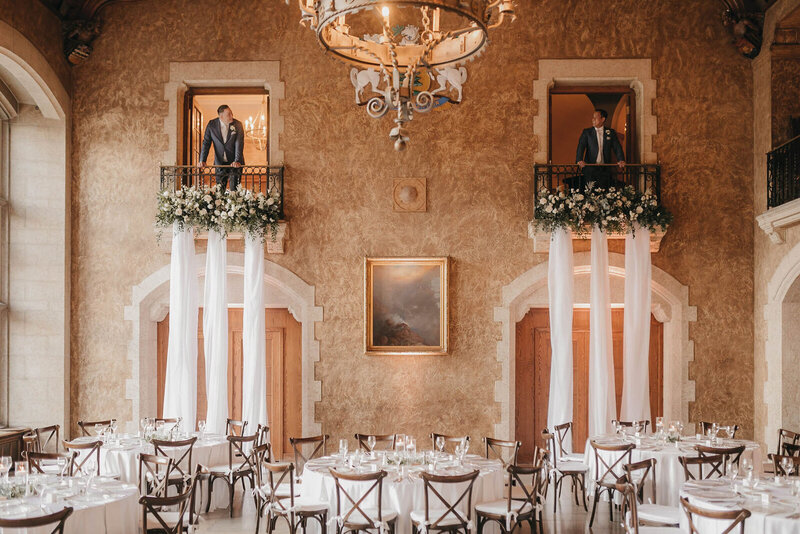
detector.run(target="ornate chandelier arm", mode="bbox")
[487,1,517,28]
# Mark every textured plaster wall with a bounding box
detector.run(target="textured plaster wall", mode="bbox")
[753,0,800,448]
[0,0,70,91]
[70,0,755,441]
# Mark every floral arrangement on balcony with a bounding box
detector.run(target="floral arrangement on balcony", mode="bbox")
[156,184,281,240]
[533,185,672,235]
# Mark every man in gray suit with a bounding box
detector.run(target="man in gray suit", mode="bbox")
[198,104,245,190]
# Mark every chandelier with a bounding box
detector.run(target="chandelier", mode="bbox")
[292,0,516,150]
[245,96,269,151]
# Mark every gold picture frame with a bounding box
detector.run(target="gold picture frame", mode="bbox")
[365,257,449,355]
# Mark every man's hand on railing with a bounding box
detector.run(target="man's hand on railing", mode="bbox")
[231,162,242,168]
[197,161,206,168]
[577,160,586,169]
[617,161,626,169]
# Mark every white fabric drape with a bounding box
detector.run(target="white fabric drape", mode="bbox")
[588,226,616,437]
[242,234,269,429]
[163,223,198,426]
[621,225,652,421]
[203,230,229,435]
[547,227,574,451]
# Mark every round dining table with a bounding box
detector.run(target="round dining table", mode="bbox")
[73,432,232,510]
[298,452,506,534]
[680,476,800,533]
[583,434,764,507]
[0,474,138,534]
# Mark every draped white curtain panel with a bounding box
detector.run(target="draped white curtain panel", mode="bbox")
[547,227,574,451]
[589,226,617,437]
[621,225,653,422]
[203,230,229,435]
[163,223,199,427]
[242,234,269,430]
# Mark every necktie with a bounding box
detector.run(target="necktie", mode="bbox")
[596,129,603,164]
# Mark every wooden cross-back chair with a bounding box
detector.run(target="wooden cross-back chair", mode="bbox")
[679,454,726,481]
[694,444,745,475]
[152,436,197,494]
[77,419,113,437]
[430,433,470,454]
[25,451,75,476]
[476,463,545,534]
[23,433,40,455]
[289,435,328,479]
[412,470,480,534]
[331,468,396,534]
[138,452,174,498]
[355,433,396,452]
[543,429,588,513]
[0,506,73,534]
[783,442,800,457]
[226,418,248,437]
[140,467,201,534]
[680,496,750,534]
[769,453,800,476]
[206,433,259,517]
[153,418,180,433]
[34,425,60,453]
[623,458,681,527]
[612,420,650,433]
[611,476,653,534]
[483,437,521,468]
[699,422,740,439]
[778,428,800,455]
[259,461,328,534]
[62,439,102,476]
[588,441,635,527]
[256,424,270,447]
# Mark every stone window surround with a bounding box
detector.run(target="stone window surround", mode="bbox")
[493,252,697,440]
[162,61,284,166]
[123,252,323,436]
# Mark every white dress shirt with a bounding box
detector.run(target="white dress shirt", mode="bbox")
[219,120,229,162]
[595,127,604,163]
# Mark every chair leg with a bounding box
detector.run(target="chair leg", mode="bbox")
[206,475,215,513]
[607,489,613,521]
[552,477,559,513]
[589,488,600,527]
[579,474,588,511]
[229,480,235,518]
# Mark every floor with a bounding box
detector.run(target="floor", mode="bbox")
[195,480,626,534]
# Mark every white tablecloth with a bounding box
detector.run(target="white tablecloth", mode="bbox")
[680,477,800,534]
[584,435,763,507]
[298,454,505,534]
[0,475,138,534]
[75,433,232,510]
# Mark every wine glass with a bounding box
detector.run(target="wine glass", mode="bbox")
[198,420,207,438]
[367,435,376,452]
[454,442,463,465]
[741,457,754,481]
[56,456,68,477]
[461,438,470,456]
[435,436,445,453]
[110,419,118,436]
[781,456,794,479]
[727,460,739,489]
[0,456,11,482]
[339,438,348,458]
[94,423,104,438]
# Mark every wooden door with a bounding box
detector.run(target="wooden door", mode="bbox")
[515,308,663,461]
[156,308,301,459]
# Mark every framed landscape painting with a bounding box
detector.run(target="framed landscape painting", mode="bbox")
[365,257,449,355]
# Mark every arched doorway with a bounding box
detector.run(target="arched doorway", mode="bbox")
[124,252,323,440]
[493,252,697,441]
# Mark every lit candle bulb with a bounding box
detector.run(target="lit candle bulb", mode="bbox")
[381,6,389,18]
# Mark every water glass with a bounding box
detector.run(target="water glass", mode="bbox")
[198,420,207,438]
[406,437,416,456]
[339,438,348,457]
[727,460,738,488]
[742,457,753,480]
[0,456,11,481]
[396,434,406,451]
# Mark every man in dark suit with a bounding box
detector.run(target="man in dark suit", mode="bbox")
[575,108,626,189]
[198,104,245,190]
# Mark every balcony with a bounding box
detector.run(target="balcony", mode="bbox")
[529,163,667,253]
[158,165,288,253]
[758,135,800,244]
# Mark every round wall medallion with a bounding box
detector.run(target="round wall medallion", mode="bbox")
[393,178,427,212]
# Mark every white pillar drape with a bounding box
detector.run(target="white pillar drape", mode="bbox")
[203,229,229,435]
[589,226,616,437]
[163,223,198,426]
[242,234,269,430]
[621,225,652,422]
[547,227,574,451]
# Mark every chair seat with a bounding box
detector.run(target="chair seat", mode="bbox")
[257,483,301,498]
[207,464,252,476]
[340,508,398,526]
[562,453,585,462]
[145,510,195,530]
[475,500,534,517]
[556,459,588,473]
[410,509,469,527]
[271,498,328,514]
[638,504,681,526]
[637,527,681,533]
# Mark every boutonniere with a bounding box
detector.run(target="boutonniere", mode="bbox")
[605,129,611,137]
[230,125,236,135]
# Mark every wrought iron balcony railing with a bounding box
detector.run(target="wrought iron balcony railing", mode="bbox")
[767,135,800,209]
[160,165,284,219]
[533,163,661,205]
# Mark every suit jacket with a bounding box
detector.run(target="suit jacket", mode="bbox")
[199,118,245,166]
[575,126,624,164]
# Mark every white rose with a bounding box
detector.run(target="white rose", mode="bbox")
[200,209,207,216]
[214,210,220,216]
[215,199,222,206]
[228,210,235,217]
[175,190,183,197]
[539,198,547,205]
[575,194,584,201]
[266,198,275,206]
[204,195,212,202]
[636,206,643,214]
[221,212,228,219]
[249,208,255,214]
[175,208,183,216]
